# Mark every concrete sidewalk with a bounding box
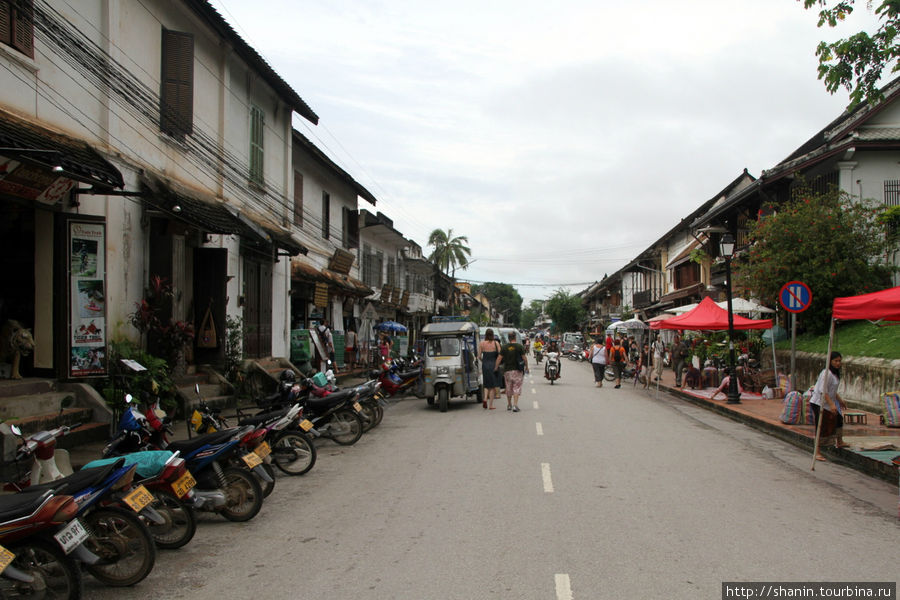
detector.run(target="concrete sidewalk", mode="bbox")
[644,366,900,483]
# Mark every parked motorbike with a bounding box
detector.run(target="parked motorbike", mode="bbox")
[83,450,198,550]
[0,489,99,598]
[260,373,364,446]
[371,359,422,398]
[103,396,265,523]
[604,363,637,382]
[189,390,303,497]
[545,352,561,384]
[25,459,158,587]
[1,422,79,491]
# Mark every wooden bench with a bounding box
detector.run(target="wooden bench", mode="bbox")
[843,411,867,425]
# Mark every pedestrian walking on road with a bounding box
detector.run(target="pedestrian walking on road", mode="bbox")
[652,336,666,382]
[497,331,529,412]
[589,338,607,387]
[478,328,502,410]
[638,342,650,388]
[810,351,848,461]
[672,335,689,387]
[611,338,628,389]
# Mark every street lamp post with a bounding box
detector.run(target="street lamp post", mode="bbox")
[719,233,741,404]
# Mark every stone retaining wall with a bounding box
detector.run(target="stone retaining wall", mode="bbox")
[763,350,900,412]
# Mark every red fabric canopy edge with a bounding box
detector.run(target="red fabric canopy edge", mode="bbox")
[831,286,900,322]
[650,296,772,330]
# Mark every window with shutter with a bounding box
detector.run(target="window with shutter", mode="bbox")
[160,29,194,137]
[321,191,330,239]
[342,207,359,249]
[293,171,303,226]
[249,105,264,185]
[1,0,33,58]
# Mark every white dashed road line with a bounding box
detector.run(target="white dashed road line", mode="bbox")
[541,462,554,493]
[533,400,539,409]
[555,574,573,600]
[535,422,543,436]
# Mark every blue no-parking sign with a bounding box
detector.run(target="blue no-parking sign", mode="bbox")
[779,281,812,313]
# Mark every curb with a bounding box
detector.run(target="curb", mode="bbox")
[661,384,898,484]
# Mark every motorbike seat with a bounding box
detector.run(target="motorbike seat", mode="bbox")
[238,407,288,427]
[395,368,421,379]
[303,393,353,411]
[167,429,237,454]
[27,459,126,497]
[0,489,66,522]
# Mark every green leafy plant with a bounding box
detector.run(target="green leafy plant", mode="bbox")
[101,339,177,412]
[738,184,893,334]
[224,315,244,384]
[128,275,194,369]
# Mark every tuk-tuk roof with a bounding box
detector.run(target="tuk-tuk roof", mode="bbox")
[420,321,478,336]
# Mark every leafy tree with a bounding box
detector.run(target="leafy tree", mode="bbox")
[801,0,900,106]
[520,299,544,329]
[472,282,523,325]
[737,184,893,334]
[427,228,471,275]
[544,289,586,334]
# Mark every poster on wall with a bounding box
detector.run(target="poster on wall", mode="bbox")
[69,221,107,377]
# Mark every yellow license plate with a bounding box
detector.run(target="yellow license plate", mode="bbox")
[171,470,196,498]
[241,452,263,469]
[123,485,154,512]
[353,401,362,412]
[254,441,271,459]
[299,419,313,432]
[0,545,14,574]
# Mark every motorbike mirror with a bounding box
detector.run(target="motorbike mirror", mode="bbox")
[195,383,201,395]
[9,424,21,437]
[124,393,134,404]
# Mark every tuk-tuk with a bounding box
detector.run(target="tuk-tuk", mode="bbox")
[421,318,483,412]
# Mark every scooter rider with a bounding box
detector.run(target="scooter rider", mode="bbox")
[532,336,544,363]
[545,338,561,379]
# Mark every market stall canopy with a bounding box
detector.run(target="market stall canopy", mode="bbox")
[650,297,773,330]
[374,320,407,333]
[609,318,648,330]
[667,302,700,315]
[831,286,900,322]
[762,324,788,343]
[646,314,673,323]
[715,298,775,314]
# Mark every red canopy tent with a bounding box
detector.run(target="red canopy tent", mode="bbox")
[831,286,900,322]
[650,297,773,330]
[812,286,900,470]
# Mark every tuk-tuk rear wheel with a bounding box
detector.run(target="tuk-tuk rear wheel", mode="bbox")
[475,385,483,403]
[426,396,434,405]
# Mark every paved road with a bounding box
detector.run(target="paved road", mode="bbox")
[87,358,898,599]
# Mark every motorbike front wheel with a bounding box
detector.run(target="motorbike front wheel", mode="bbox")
[83,506,156,587]
[147,490,196,550]
[271,431,316,475]
[219,467,264,522]
[604,369,616,382]
[2,538,82,599]
[329,409,363,446]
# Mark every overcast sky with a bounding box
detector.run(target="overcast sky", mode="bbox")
[211,0,882,305]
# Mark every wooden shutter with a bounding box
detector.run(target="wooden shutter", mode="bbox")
[1,3,12,47]
[321,191,330,239]
[160,29,194,136]
[293,171,303,226]
[1,0,33,58]
[342,207,359,249]
[249,106,264,184]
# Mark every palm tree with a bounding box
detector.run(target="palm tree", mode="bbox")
[427,228,472,275]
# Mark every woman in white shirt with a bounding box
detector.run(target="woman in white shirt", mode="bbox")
[589,338,607,388]
[810,351,847,461]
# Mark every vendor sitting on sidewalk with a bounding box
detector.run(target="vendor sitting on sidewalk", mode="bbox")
[710,373,743,400]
